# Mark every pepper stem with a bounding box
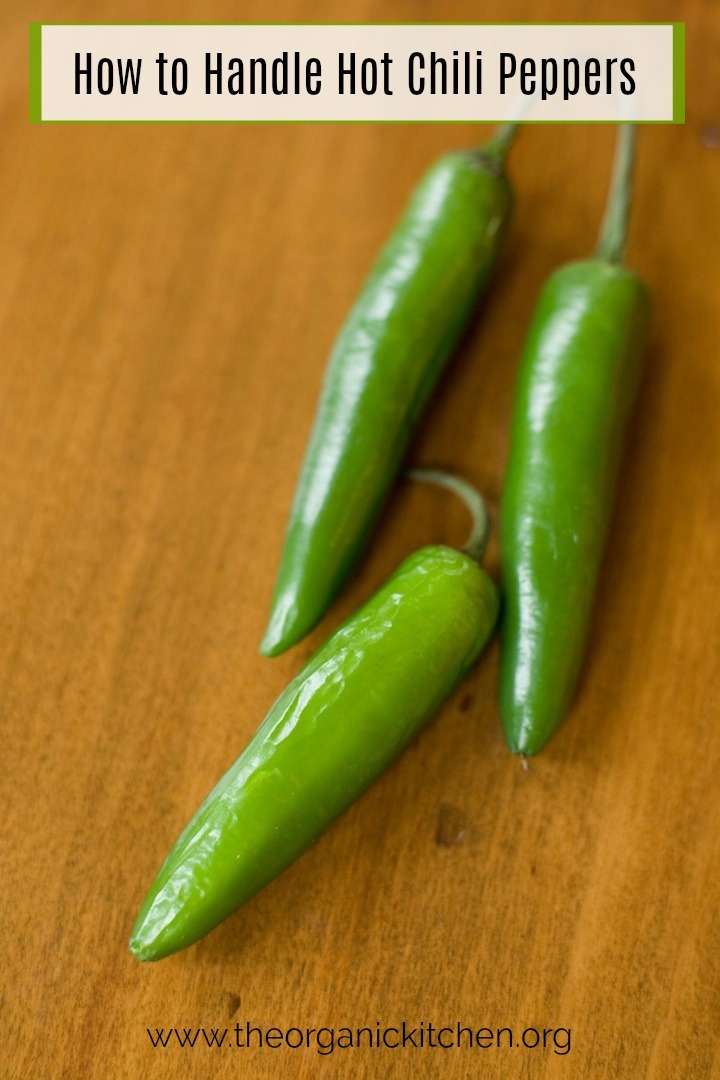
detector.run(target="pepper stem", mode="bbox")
[407,469,491,564]
[479,122,518,166]
[594,124,637,265]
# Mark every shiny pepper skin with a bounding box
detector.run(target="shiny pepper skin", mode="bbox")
[130,545,499,961]
[261,147,512,657]
[500,260,651,756]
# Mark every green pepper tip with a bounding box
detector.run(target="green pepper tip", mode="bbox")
[128,930,152,962]
[259,631,283,659]
[129,915,173,963]
[260,597,302,657]
[129,890,176,962]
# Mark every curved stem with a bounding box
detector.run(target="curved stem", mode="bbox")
[406,468,491,564]
[595,124,637,264]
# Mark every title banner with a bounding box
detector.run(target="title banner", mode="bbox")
[30,24,684,123]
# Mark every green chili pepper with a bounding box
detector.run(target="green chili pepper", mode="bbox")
[260,127,514,658]
[499,125,651,757]
[130,472,498,961]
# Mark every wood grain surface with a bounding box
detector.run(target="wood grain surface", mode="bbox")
[3,2,719,1077]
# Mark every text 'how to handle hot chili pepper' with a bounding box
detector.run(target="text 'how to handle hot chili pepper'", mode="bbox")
[31,23,684,123]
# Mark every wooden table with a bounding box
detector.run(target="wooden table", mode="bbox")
[3,2,718,1077]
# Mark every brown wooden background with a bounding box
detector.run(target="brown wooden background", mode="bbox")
[3,1,719,1077]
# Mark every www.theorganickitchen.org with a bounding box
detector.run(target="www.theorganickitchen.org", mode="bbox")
[146,1020,572,1056]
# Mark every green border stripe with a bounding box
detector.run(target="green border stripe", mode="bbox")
[29,23,42,123]
[672,23,686,124]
